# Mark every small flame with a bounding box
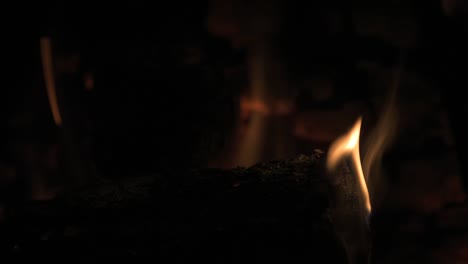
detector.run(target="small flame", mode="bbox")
[327,117,371,216]
[40,37,62,126]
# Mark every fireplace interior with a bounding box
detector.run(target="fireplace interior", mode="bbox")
[1,0,467,263]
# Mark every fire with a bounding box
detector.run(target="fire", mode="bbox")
[40,37,62,126]
[327,117,371,216]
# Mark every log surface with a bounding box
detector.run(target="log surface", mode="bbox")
[1,152,349,263]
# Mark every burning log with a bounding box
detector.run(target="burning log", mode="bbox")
[2,152,351,263]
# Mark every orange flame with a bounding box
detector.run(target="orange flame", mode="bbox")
[327,117,371,216]
[40,37,62,126]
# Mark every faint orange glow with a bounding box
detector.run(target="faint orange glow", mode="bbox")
[240,96,270,116]
[40,37,62,126]
[240,96,294,119]
[84,72,94,91]
[327,117,371,216]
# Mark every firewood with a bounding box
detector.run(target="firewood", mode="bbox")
[3,152,349,263]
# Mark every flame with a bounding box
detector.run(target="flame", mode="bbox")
[363,85,399,201]
[327,117,371,216]
[40,37,62,126]
[326,53,402,219]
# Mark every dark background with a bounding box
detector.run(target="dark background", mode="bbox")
[1,0,468,262]
[2,0,467,200]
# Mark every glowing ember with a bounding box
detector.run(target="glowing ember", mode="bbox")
[327,117,371,216]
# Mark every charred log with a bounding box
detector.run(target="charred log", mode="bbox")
[1,152,349,263]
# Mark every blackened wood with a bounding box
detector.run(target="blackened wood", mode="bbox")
[2,152,348,263]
